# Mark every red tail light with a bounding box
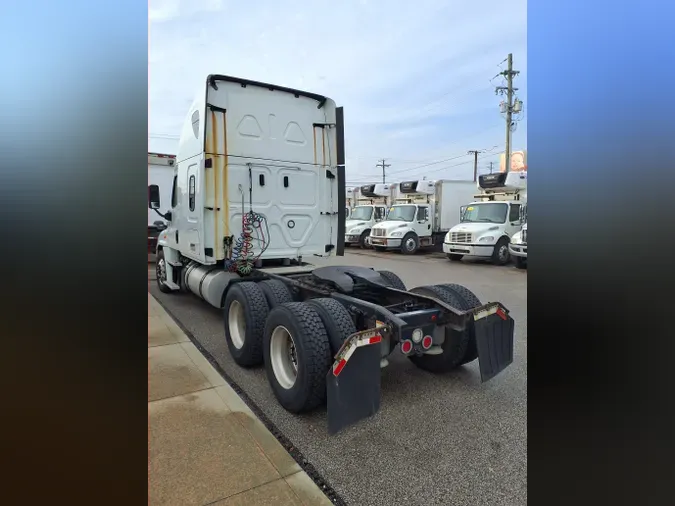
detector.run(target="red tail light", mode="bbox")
[400,340,413,354]
[422,335,433,350]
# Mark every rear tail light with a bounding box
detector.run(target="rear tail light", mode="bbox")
[400,340,413,354]
[422,335,433,350]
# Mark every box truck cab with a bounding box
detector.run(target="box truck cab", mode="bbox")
[369,179,475,255]
[444,171,527,265]
[344,183,391,248]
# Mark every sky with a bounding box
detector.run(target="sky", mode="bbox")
[149,0,527,184]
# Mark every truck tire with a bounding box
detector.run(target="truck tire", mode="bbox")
[359,230,370,249]
[263,302,332,413]
[223,282,269,367]
[155,249,173,293]
[259,279,294,308]
[307,298,357,355]
[514,256,527,269]
[447,254,463,262]
[377,270,407,290]
[436,284,482,365]
[407,285,471,373]
[492,237,510,266]
[401,232,419,255]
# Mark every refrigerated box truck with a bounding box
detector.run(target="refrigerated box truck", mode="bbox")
[369,179,476,254]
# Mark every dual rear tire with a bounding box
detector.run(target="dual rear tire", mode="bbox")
[406,283,482,372]
[223,282,354,413]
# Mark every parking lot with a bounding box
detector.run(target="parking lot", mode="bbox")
[149,250,527,506]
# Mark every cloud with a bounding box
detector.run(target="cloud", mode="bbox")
[149,0,527,182]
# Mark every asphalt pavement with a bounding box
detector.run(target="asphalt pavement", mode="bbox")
[149,250,527,506]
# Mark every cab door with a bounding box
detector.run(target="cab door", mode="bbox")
[183,162,205,262]
[415,205,431,237]
[505,203,522,239]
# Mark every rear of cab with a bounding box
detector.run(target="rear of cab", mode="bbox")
[161,75,345,265]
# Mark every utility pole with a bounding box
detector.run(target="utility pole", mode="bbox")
[467,150,482,182]
[488,161,494,174]
[495,53,520,174]
[376,159,390,183]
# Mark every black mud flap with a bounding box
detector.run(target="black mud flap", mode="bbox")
[473,303,515,383]
[326,330,383,434]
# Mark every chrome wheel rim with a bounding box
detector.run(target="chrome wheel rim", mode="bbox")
[270,325,298,389]
[499,245,509,262]
[228,300,246,349]
[405,237,416,251]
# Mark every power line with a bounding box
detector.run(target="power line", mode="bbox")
[422,152,498,178]
[389,145,500,179]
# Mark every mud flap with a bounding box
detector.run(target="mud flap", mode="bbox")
[473,303,515,382]
[326,330,383,434]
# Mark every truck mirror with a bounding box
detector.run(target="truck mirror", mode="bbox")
[460,205,467,220]
[148,184,160,209]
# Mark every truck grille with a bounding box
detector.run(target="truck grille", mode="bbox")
[372,228,386,237]
[450,232,472,243]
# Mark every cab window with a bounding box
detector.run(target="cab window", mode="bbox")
[170,176,178,208]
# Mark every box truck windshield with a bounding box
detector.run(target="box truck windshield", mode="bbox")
[350,206,374,220]
[461,203,508,224]
[387,205,416,222]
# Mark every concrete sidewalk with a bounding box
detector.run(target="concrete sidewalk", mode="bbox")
[148,293,333,506]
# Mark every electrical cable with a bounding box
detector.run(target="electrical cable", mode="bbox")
[224,165,271,275]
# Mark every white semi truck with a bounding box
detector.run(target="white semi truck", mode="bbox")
[344,183,392,248]
[444,171,527,265]
[368,179,475,254]
[148,74,515,433]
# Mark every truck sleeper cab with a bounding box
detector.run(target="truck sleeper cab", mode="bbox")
[149,75,516,434]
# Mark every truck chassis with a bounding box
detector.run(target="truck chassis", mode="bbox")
[156,253,515,433]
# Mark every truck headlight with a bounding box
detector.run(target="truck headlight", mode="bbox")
[511,232,523,244]
[350,227,363,235]
[390,231,403,237]
[478,236,494,243]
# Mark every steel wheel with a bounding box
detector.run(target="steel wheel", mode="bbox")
[497,244,509,262]
[156,257,166,284]
[404,237,417,251]
[269,325,298,389]
[228,300,246,349]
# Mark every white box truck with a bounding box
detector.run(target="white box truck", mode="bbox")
[148,74,515,433]
[369,179,475,254]
[444,171,527,265]
[344,183,393,248]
